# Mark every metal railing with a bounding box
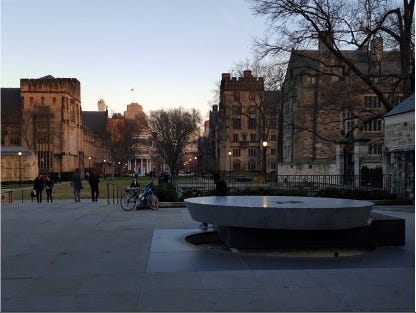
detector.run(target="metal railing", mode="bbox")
[178,174,393,197]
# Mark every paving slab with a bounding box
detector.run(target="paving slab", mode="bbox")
[1,200,414,312]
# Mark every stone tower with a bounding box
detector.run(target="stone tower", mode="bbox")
[20,75,82,173]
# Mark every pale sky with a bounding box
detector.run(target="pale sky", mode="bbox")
[1,0,267,117]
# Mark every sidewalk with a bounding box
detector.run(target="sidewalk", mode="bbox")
[1,200,414,312]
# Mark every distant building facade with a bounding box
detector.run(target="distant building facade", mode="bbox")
[281,33,403,175]
[206,70,279,175]
[1,75,110,181]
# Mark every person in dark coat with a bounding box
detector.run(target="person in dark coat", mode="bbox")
[130,177,140,189]
[88,170,100,202]
[213,174,228,196]
[33,174,44,203]
[71,168,83,202]
[44,175,54,203]
[200,174,228,229]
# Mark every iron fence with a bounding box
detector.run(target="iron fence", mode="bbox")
[178,174,393,197]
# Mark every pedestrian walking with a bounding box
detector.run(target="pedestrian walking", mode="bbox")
[45,175,54,203]
[33,174,45,203]
[71,168,83,202]
[88,170,100,202]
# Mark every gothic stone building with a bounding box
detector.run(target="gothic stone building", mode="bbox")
[1,75,110,182]
[281,33,403,175]
[207,70,279,176]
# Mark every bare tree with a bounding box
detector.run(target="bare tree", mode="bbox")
[229,58,286,162]
[249,0,414,110]
[147,108,201,176]
[108,118,140,167]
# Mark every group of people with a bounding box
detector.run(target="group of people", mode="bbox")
[71,168,100,202]
[32,170,227,211]
[32,174,54,203]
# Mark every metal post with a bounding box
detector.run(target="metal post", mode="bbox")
[262,141,268,182]
[18,152,22,203]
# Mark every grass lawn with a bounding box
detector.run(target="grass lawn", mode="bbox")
[2,176,159,202]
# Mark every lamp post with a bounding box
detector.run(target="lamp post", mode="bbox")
[103,159,106,179]
[18,151,23,203]
[18,152,22,187]
[88,156,91,172]
[228,151,232,181]
[194,156,197,175]
[262,141,268,182]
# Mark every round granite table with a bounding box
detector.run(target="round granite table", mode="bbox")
[185,196,374,230]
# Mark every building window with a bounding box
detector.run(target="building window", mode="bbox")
[345,120,354,131]
[364,96,381,108]
[271,148,276,156]
[271,162,277,170]
[232,133,239,142]
[248,147,258,157]
[364,119,382,132]
[233,118,241,129]
[232,159,241,170]
[270,133,277,142]
[250,133,257,142]
[248,159,256,170]
[232,148,240,157]
[368,143,383,155]
[269,119,277,129]
[249,91,255,101]
[248,118,256,129]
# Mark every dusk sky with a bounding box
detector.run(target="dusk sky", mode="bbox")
[1,0,268,117]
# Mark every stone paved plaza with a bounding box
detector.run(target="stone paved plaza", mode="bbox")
[1,199,414,312]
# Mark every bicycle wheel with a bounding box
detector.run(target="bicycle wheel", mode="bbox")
[120,192,137,211]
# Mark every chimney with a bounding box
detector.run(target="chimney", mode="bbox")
[222,73,231,80]
[212,104,218,112]
[243,70,252,78]
[371,37,383,62]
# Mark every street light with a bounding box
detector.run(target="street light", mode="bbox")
[18,151,23,203]
[228,151,232,181]
[88,156,91,172]
[18,151,22,187]
[262,141,268,182]
[103,159,106,179]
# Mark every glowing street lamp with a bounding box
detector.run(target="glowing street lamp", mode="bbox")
[262,141,268,181]
[228,151,232,181]
[18,151,22,187]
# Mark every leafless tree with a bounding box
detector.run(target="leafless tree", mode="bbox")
[147,107,201,176]
[107,118,141,167]
[249,0,414,110]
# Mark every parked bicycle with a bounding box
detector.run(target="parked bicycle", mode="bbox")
[120,182,159,211]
